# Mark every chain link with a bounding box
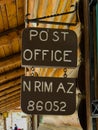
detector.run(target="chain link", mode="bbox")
[63,68,67,78]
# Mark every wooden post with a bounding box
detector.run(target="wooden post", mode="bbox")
[83,0,92,130]
[3,117,6,130]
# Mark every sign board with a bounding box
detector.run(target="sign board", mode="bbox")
[21,76,76,115]
[22,27,77,67]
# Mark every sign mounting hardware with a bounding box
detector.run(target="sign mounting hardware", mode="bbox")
[25,3,78,26]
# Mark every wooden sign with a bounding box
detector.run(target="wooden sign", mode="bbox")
[21,76,76,115]
[22,27,77,67]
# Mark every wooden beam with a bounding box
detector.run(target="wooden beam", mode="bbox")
[0,53,21,74]
[0,0,6,5]
[0,68,24,84]
[0,97,20,108]
[0,5,4,32]
[0,90,20,101]
[6,0,17,28]
[83,0,92,130]
[0,101,20,113]
[0,94,20,105]
[0,24,24,37]
[0,35,21,59]
[0,84,21,97]
[0,0,15,5]
[0,4,9,30]
[16,0,25,25]
[0,100,20,109]
[0,78,20,91]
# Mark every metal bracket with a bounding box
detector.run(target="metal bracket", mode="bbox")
[92,100,98,118]
[25,3,78,26]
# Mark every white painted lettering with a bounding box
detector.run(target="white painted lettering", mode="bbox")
[63,50,72,62]
[23,49,33,61]
[44,82,53,92]
[67,82,74,94]
[23,49,73,63]
[56,83,66,93]
[61,32,69,41]
[34,49,41,60]
[39,31,48,41]
[51,50,53,61]
[55,50,62,62]
[53,31,59,41]
[34,81,53,92]
[42,50,49,61]
[23,81,31,92]
[34,81,41,92]
[30,30,38,40]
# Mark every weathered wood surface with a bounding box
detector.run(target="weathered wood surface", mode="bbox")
[0,68,24,84]
[0,0,24,32]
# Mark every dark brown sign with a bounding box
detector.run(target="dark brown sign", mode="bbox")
[21,76,76,115]
[22,27,77,67]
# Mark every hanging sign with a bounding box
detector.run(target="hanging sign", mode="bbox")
[22,27,77,67]
[21,76,76,115]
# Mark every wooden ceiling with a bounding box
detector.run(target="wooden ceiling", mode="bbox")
[0,0,24,113]
[0,0,81,113]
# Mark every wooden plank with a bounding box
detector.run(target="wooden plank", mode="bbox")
[0,34,9,46]
[0,4,9,30]
[0,93,20,105]
[0,101,20,112]
[16,0,24,25]
[0,54,21,74]
[0,68,24,84]
[0,78,20,91]
[0,85,20,97]
[0,46,5,57]
[11,37,21,53]
[0,5,4,32]
[0,0,13,5]
[0,30,22,58]
[0,0,6,5]
[0,97,20,107]
[6,0,17,28]
[0,90,20,101]
[2,44,13,57]
[0,94,20,112]
[83,0,92,130]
